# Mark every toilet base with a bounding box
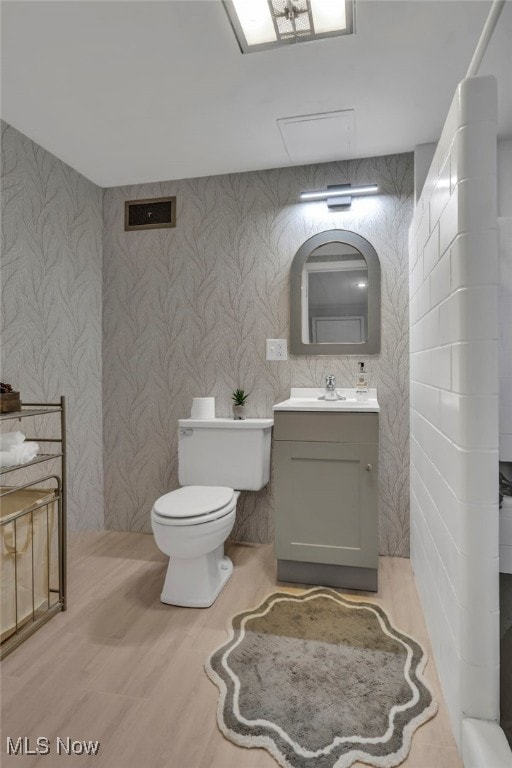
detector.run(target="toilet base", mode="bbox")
[160,545,233,607]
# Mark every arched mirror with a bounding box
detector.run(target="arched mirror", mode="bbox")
[290,230,381,355]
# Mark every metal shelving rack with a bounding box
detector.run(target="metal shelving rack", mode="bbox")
[0,396,66,659]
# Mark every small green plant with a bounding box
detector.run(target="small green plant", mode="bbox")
[231,389,249,407]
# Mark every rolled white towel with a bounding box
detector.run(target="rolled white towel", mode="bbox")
[0,442,39,468]
[0,431,25,450]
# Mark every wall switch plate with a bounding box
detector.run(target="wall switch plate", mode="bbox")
[266,339,288,361]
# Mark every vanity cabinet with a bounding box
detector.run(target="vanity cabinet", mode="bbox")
[273,411,378,591]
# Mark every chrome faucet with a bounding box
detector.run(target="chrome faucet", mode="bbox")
[324,374,338,401]
[320,374,346,401]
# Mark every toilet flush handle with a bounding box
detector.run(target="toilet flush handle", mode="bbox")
[180,428,193,436]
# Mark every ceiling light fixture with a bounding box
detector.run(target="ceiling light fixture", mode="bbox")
[300,183,379,209]
[224,0,354,54]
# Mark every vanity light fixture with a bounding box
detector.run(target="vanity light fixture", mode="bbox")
[300,183,379,209]
[223,0,354,54]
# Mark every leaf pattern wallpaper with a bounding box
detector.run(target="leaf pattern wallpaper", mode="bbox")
[0,121,412,553]
[1,122,104,531]
[103,153,413,555]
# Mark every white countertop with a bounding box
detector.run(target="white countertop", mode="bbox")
[179,418,274,428]
[273,388,379,413]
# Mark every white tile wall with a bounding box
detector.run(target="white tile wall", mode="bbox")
[430,254,451,309]
[451,341,498,396]
[440,392,498,450]
[450,231,498,290]
[409,76,499,746]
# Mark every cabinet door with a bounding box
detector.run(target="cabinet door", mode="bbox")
[274,440,378,569]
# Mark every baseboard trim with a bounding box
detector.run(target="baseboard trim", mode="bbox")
[277,559,378,592]
[462,717,512,768]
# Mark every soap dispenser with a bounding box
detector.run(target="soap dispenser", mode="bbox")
[356,362,369,398]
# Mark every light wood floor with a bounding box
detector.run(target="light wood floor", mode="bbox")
[1,533,462,768]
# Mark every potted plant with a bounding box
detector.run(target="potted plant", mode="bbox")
[232,389,249,420]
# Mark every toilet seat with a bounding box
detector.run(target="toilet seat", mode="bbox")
[152,486,236,526]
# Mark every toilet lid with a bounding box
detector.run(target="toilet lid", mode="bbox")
[153,486,235,519]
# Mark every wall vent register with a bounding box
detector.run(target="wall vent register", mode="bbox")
[124,196,176,231]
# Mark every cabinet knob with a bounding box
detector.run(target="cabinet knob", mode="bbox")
[366,464,372,472]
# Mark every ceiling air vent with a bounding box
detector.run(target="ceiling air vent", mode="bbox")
[124,196,176,231]
[278,110,355,163]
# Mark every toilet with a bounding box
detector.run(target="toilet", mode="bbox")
[151,417,273,607]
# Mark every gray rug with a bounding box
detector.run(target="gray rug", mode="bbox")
[206,588,437,768]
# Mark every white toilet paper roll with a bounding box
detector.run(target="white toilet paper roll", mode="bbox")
[190,397,215,419]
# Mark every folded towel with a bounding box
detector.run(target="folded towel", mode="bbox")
[0,442,39,468]
[0,431,25,451]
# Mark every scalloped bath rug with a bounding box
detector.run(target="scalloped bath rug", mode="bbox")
[205,588,438,768]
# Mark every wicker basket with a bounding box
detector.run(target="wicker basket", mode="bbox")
[0,392,21,413]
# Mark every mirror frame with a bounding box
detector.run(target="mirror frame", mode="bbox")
[290,229,381,356]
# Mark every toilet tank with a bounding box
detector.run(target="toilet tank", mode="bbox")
[178,418,273,491]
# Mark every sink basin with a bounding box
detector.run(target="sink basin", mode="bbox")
[273,387,379,413]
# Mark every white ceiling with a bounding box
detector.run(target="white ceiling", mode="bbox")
[1,0,511,188]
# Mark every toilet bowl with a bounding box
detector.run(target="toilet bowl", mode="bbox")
[151,417,273,608]
[151,486,238,607]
